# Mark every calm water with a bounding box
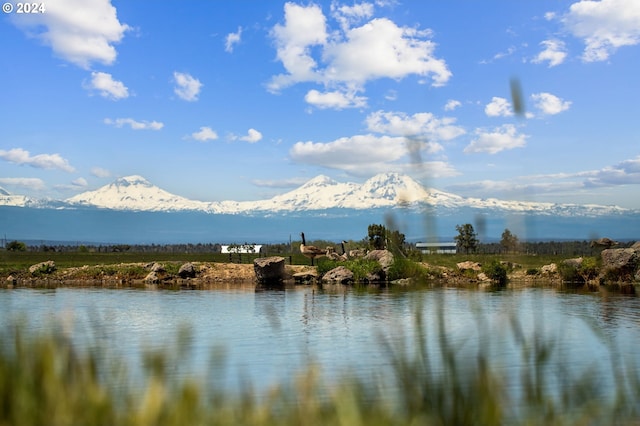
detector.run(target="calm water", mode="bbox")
[1,284,639,394]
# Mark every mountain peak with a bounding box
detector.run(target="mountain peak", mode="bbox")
[302,175,338,187]
[114,175,151,186]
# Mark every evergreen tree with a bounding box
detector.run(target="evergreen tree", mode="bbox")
[454,224,479,254]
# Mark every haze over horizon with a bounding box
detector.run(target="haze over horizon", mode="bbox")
[2,0,639,208]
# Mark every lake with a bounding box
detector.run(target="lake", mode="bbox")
[1,283,639,399]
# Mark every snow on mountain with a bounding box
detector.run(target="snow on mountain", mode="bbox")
[1,173,631,217]
[65,175,211,212]
[0,186,33,207]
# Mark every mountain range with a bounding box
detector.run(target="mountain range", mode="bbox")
[0,173,633,217]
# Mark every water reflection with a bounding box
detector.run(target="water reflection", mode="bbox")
[0,285,638,395]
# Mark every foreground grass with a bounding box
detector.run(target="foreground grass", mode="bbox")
[1,306,638,426]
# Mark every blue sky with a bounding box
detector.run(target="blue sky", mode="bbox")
[1,0,639,208]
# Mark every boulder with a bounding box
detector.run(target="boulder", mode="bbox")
[178,262,197,278]
[601,248,639,280]
[322,266,354,284]
[29,260,56,275]
[541,263,558,274]
[144,271,160,284]
[631,241,640,251]
[457,261,481,272]
[147,262,166,273]
[293,271,317,285]
[364,250,394,272]
[253,257,286,284]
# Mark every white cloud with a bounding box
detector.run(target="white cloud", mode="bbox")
[563,0,640,62]
[252,176,310,188]
[173,72,203,101]
[448,155,640,199]
[268,3,451,108]
[531,92,572,115]
[323,18,451,87]
[464,125,528,154]
[0,177,46,191]
[269,2,328,91]
[290,134,409,173]
[289,133,458,177]
[72,177,88,187]
[0,148,75,172]
[240,128,263,143]
[304,89,367,109]
[189,126,218,142]
[91,167,111,178]
[532,39,567,67]
[365,110,465,142]
[225,26,242,53]
[444,99,461,111]
[583,156,640,186]
[84,71,129,100]
[330,1,375,31]
[484,97,513,117]
[104,118,164,130]
[10,0,130,69]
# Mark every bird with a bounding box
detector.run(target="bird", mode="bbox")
[300,232,326,266]
[338,241,349,261]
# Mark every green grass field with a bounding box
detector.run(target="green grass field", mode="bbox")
[0,248,571,282]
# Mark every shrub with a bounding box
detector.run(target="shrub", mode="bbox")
[5,240,26,252]
[387,257,430,281]
[482,260,508,286]
[317,258,382,282]
[526,268,539,276]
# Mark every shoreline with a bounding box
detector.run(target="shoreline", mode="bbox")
[2,254,638,292]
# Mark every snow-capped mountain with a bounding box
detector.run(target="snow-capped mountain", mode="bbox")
[0,185,34,207]
[1,172,632,217]
[66,175,211,212]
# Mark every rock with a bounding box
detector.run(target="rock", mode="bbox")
[178,262,197,278]
[29,260,56,275]
[293,271,317,285]
[601,248,639,280]
[364,250,394,272]
[147,262,166,273]
[6,275,16,285]
[541,263,558,274]
[590,238,619,249]
[144,271,159,284]
[457,261,481,272]
[631,241,640,251]
[322,266,354,284]
[477,272,491,282]
[253,257,286,284]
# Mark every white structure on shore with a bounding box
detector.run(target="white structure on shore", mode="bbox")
[416,242,457,254]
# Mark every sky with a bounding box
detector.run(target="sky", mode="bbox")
[1,0,640,208]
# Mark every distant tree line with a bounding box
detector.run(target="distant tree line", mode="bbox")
[3,224,634,258]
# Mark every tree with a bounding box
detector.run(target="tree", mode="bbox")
[500,228,519,253]
[368,224,387,250]
[367,224,406,253]
[5,240,26,252]
[454,224,478,254]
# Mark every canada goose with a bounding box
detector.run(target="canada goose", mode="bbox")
[326,246,341,260]
[339,241,349,261]
[300,232,326,266]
